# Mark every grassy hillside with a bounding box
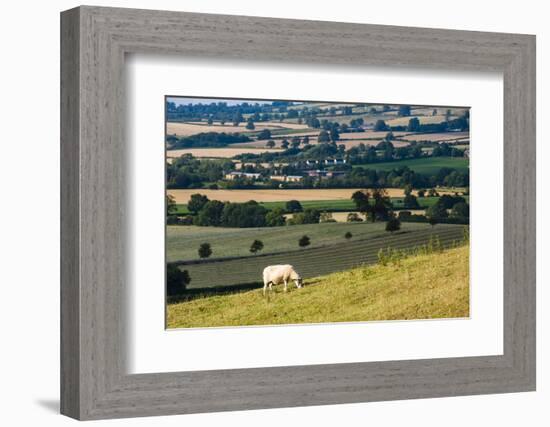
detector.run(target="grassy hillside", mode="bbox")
[167,244,469,328]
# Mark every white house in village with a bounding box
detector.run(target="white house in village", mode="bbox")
[224,171,262,180]
[269,174,303,183]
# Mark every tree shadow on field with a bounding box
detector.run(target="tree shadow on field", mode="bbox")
[169,278,322,304]
[168,281,263,303]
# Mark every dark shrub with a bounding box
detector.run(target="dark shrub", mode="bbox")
[166,264,190,296]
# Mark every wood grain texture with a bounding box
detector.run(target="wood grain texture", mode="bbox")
[60,6,536,420]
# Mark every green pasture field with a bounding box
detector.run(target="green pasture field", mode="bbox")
[167,220,424,262]
[353,156,469,175]
[167,241,469,328]
[170,223,466,289]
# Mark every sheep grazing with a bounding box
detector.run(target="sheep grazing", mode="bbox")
[262,264,303,294]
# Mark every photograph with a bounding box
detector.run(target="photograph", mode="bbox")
[165,97,471,329]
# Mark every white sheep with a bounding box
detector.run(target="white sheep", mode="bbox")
[262,264,303,294]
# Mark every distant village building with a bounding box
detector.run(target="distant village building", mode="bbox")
[306,170,346,179]
[323,158,346,165]
[270,174,303,183]
[224,171,261,180]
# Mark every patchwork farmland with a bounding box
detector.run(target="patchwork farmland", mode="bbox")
[165,97,470,327]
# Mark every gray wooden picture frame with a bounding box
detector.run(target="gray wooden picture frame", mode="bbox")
[60,5,536,421]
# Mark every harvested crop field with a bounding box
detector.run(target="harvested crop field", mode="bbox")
[398,132,469,142]
[167,188,417,204]
[340,131,409,139]
[385,115,452,126]
[166,147,282,159]
[166,121,308,136]
[337,139,411,148]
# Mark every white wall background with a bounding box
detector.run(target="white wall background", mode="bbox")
[0,0,546,425]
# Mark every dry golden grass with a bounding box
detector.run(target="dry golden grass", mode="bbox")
[166,147,282,159]
[167,244,469,328]
[166,188,415,204]
[166,121,308,137]
[340,131,409,139]
[337,139,412,148]
[399,132,470,142]
[324,210,426,222]
[385,115,451,126]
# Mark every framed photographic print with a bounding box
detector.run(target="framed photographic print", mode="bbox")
[61,6,536,420]
[164,96,472,329]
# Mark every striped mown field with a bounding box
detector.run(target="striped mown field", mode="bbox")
[174,224,466,289]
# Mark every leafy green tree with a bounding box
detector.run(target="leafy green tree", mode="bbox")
[372,189,393,221]
[426,203,448,224]
[309,117,320,128]
[385,214,401,233]
[298,235,311,248]
[166,264,191,296]
[289,208,320,225]
[403,192,420,209]
[437,194,466,210]
[417,189,426,197]
[330,128,340,142]
[257,129,272,140]
[194,200,225,226]
[450,202,469,221]
[232,112,244,126]
[221,202,267,228]
[166,194,177,216]
[374,120,389,131]
[187,193,209,214]
[351,190,371,220]
[318,130,331,143]
[207,116,213,125]
[285,200,303,212]
[246,119,255,130]
[249,239,264,254]
[407,117,420,132]
[265,208,286,226]
[198,242,212,259]
[281,139,290,149]
[398,105,411,116]
[266,140,276,148]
